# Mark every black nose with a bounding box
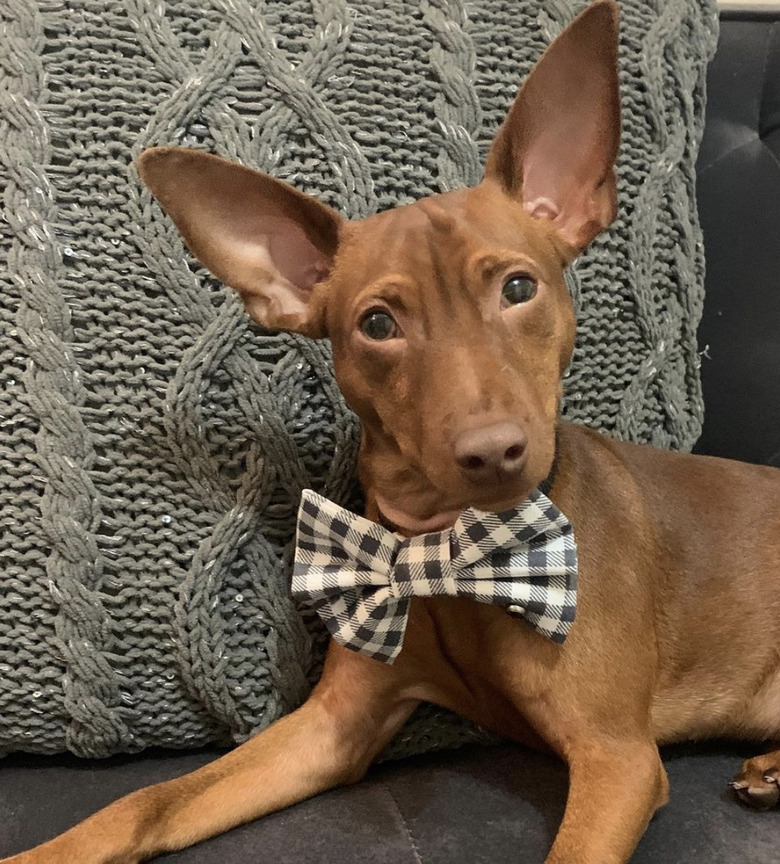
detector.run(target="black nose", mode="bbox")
[453,422,527,478]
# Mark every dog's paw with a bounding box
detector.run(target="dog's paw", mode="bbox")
[731,752,780,810]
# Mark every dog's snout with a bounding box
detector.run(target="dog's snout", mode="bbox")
[453,422,527,479]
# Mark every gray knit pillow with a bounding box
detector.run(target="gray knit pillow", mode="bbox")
[0,0,717,758]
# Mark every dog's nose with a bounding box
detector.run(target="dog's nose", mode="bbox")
[453,422,527,478]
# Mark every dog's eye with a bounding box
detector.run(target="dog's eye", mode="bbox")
[360,310,398,341]
[501,274,537,306]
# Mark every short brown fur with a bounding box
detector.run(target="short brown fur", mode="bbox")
[5,3,780,862]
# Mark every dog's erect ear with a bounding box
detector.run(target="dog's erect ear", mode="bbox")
[137,148,342,337]
[484,0,621,256]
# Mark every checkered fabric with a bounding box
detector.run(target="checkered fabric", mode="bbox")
[292,489,578,663]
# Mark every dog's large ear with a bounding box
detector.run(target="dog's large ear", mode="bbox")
[484,0,621,256]
[137,148,341,337]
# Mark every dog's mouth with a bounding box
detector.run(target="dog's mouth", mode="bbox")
[370,430,557,537]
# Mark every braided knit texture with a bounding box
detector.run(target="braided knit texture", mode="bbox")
[0,0,717,758]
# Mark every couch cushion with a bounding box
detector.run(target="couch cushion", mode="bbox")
[1,742,776,863]
[695,16,780,467]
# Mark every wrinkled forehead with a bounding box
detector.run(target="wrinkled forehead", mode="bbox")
[333,186,565,289]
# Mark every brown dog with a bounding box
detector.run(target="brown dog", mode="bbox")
[5,2,780,862]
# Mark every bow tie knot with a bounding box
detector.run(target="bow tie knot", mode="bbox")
[292,489,578,663]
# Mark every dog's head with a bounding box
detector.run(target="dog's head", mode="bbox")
[139,0,620,533]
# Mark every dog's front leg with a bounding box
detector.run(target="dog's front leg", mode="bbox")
[2,644,418,864]
[544,739,668,864]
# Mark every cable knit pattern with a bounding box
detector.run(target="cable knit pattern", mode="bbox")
[0,0,717,759]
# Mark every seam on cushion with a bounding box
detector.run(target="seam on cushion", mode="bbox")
[696,133,762,176]
[758,21,777,139]
[379,781,424,864]
[762,139,780,172]
[699,25,775,177]
[759,22,780,175]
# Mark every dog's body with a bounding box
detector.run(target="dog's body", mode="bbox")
[4,3,780,863]
[396,425,780,749]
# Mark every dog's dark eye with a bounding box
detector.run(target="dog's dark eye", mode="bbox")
[360,310,398,341]
[502,274,537,306]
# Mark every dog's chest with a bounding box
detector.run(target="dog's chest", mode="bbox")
[404,598,557,744]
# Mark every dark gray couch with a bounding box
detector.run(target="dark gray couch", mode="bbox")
[2,10,779,863]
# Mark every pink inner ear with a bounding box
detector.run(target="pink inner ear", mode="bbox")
[524,196,561,220]
[519,110,605,210]
[219,209,332,312]
[268,221,331,293]
[516,110,617,251]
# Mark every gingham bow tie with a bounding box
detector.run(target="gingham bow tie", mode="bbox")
[292,489,578,663]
